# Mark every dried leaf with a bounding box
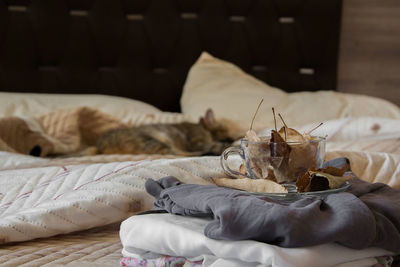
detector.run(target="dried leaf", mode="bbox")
[269,130,292,183]
[246,129,261,142]
[238,163,251,179]
[248,158,263,179]
[270,129,285,143]
[270,130,291,157]
[266,168,276,181]
[212,177,288,193]
[315,164,348,177]
[308,174,330,192]
[288,141,319,181]
[239,163,247,177]
[297,165,353,192]
[296,171,311,192]
[309,171,353,189]
[303,133,314,140]
[278,127,305,142]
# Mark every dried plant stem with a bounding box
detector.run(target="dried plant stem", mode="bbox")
[272,107,277,131]
[278,113,288,141]
[307,122,324,134]
[278,113,288,129]
[250,98,264,130]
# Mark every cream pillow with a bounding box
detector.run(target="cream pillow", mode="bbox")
[0,93,162,124]
[181,52,400,129]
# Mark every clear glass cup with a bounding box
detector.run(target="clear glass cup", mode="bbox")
[220,137,326,183]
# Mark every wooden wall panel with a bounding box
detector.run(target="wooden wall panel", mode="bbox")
[338,0,400,106]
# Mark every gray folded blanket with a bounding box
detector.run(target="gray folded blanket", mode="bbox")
[145,158,400,253]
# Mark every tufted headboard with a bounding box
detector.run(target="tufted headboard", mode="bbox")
[0,0,342,112]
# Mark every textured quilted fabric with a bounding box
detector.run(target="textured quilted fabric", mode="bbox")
[0,223,122,267]
[0,156,224,244]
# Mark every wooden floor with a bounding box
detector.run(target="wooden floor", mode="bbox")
[338,0,400,106]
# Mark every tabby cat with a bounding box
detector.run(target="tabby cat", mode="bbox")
[96,109,242,156]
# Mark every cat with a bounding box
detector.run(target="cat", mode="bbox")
[96,109,244,156]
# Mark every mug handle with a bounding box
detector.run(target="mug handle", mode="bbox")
[220,146,252,179]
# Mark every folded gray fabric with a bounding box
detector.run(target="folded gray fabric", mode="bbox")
[145,158,400,253]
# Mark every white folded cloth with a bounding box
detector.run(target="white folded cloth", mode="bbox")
[120,213,393,267]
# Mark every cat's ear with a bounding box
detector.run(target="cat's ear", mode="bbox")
[200,108,217,129]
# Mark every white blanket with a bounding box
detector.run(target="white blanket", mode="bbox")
[0,116,399,248]
[120,214,393,267]
[0,156,221,243]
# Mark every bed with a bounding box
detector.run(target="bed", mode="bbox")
[0,1,400,266]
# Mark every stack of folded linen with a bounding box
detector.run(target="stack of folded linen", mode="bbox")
[120,214,395,267]
[119,159,400,267]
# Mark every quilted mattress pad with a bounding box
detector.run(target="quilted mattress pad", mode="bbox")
[0,155,223,244]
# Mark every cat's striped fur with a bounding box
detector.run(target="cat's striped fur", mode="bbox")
[96,109,242,156]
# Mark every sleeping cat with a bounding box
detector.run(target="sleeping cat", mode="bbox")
[96,109,243,156]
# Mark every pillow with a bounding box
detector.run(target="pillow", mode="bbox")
[181,52,400,130]
[0,93,162,124]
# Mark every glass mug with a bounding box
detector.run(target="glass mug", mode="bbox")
[220,137,326,183]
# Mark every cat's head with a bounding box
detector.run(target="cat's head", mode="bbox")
[200,109,246,143]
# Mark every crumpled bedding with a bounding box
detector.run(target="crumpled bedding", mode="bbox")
[0,113,399,244]
[0,109,399,266]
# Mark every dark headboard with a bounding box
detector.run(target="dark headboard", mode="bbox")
[0,0,342,112]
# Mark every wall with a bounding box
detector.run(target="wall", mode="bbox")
[338,0,400,106]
